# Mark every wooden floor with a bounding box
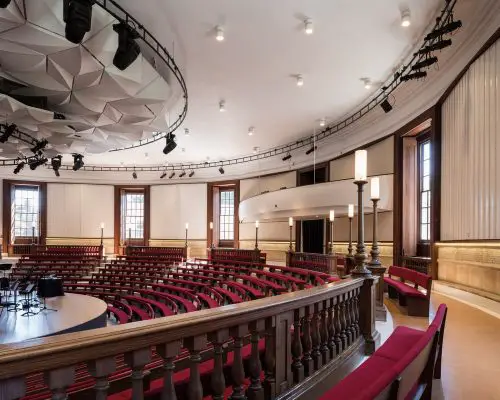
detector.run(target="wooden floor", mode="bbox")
[385,292,500,400]
[0,293,107,345]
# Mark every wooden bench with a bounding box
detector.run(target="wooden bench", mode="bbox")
[384,266,432,317]
[320,303,447,400]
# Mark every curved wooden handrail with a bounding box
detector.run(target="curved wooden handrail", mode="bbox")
[0,278,363,379]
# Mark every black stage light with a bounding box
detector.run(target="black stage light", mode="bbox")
[31,139,48,154]
[132,171,137,179]
[113,22,141,71]
[63,0,95,44]
[219,167,225,174]
[0,0,11,8]
[72,154,84,171]
[0,123,16,143]
[169,171,176,179]
[305,146,317,155]
[29,157,47,170]
[282,154,292,161]
[380,98,393,113]
[179,171,186,178]
[412,56,438,71]
[189,170,195,178]
[401,71,427,82]
[13,161,25,174]
[51,155,62,176]
[163,133,177,155]
[418,39,452,55]
[160,171,167,179]
[424,20,462,41]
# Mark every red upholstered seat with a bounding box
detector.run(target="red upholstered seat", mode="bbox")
[319,355,398,400]
[383,277,426,298]
[375,326,426,361]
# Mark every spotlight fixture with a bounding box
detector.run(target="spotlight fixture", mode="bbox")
[305,145,317,155]
[189,170,195,178]
[163,133,177,155]
[160,171,167,179]
[0,123,16,143]
[184,128,190,136]
[424,20,462,40]
[418,39,452,55]
[179,170,186,178]
[319,118,326,127]
[31,139,48,153]
[63,0,95,44]
[412,56,438,70]
[248,127,254,136]
[29,156,47,170]
[380,98,393,113]
[51,155,62,176]
[169,171,176,179]
[0,0,11,8]
[304,19,313,35]
[282,153,292,161]
[400,71,427,82]
[72,154,84,171]
[296,75,304,87]
[219,167,225,174]
[219,100,226,112]
[13,161,25,174]
[215,26,224,41]
[401,9,411,27]
[253,146,259,154]
[113,22,141,70]
[132,171,137,179]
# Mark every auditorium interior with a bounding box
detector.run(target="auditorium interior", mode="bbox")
[0,0,499,399]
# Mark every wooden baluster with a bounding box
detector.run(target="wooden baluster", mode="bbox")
[0,377,26,400]
[87,357,116,400]
[343,292,353,346]
[157,341,182,400]
[333,298,343,354]
[124,348,152,400]
[311,303,322,370]
[301,306,313,377]
[230,325,248,400]
[327,297,337,360]
[209,329,229,400]
[44,366,75,400]
[339,294,348,350]
[291,308,305,383]
[247,320,265,400]
[355,288,361,337]
[263,317,276,399]
[185,335,207,400]
[348,293,357,341]
[320,300,330,365]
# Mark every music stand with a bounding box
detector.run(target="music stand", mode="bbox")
[6,281,22,312]
[20,284,38,317]
[38,294,57,313]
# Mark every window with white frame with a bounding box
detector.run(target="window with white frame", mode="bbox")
[121,191,145,240]
[419,140,431,241]
[219,190,235,240]
[12,186,40,238]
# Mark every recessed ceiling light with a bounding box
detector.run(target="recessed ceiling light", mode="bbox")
[304,19,313,35]
[319,118,326,127]
[248,126,255,136]
[144,152,149,159]
[181,147,186,152]
[184,128,190,136]
[364,80,372,89]
[253,146,259,154]
[219,100,226,112]
[401,9,411,27]
[296,75,304,87]
[216,26,224,41]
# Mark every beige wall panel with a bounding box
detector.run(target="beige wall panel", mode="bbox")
[332,212,393,242]
[329,136,394,181]
[150,184,207,240]
[239,220,293,241]
[441,38,500,240]
[240,171,296,201]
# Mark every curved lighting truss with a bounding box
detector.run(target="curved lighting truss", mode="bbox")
[95,0,188,151]
[0,123,40,147]
[0,0,457,173]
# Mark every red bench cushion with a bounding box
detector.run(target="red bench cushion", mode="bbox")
[384,277,426,298]
[375,326,426,361]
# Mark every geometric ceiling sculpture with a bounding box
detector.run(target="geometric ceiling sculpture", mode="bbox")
[0,0,183,158]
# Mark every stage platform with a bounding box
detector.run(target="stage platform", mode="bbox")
[0,293,107,345]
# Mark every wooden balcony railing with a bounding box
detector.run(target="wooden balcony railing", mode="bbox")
[125,245,187,259]
[0,276,379,400]
[400,256,432,275]
[286,251,337,275]
[209,247,264,263]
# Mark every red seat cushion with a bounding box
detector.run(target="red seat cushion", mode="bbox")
[375,326,426,361]
[319,355,398,400]
[384,277,426,298]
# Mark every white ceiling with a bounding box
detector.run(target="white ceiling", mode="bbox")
[81,0,442,166]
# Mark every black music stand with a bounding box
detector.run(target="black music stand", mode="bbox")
[20,284,38,317]
[6,282,22,312]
